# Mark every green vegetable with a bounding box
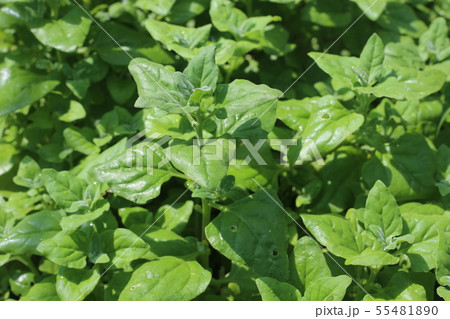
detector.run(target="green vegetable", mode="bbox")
[0,0,448,302]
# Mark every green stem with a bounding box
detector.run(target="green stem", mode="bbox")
[367,266,380,287]
[200,199,211,267]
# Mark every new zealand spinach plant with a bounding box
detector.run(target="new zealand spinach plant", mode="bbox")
[0,0,449,301]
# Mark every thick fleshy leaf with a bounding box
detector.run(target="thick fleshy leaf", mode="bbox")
[119,257,211,301]
[350,0,387,20]
[300,101,364,156]
[154,200,194,234]
[308,53,359,90]
[37,230,88,269]
[303,275,352,301]
[20,277,59,301]
[183,46,218,90]
[345,248,399,266]
[419,17,450,62]
[63,127,100,155]
[145,20,211,60]
[362,134,437,201]
[135,0,176,16]
[100,229,154,269]
[289,237,331,293]
[56,267,100,301]
[358,33,384,85]
[214,80,282,138]
[210,0,279,37]
[128,58,189,115]
[364,180,402,242]
[0,210,64,255]
[168,139,229,189]
[0,66,59,116]
[12,156,41,188]
[42,169,96,212]
[142,228,199,259]
[206,190,289,281]
[30,7,91,53]
[358,69,446,100]
[93,22,173,66]
[376,2,426,38]
[256,277,302,301]
[301,214,361,259]
[94,143,173,204]
[402,209,450,272]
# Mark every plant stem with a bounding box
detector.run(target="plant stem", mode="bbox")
[201,198,211,267]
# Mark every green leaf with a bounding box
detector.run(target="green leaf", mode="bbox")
[167,0,209,24]
[183,46,219,90]
[384,40,424,69]
[12,156,41,188]
[56,267,100,301]
[168,139,229,189]
[93,143,173,204]
[214,80,282,138]
[93,22,174,66]
[419,17,450,62]
[345,248,399,266]
[206,190,289,281]
[0,210,64,255]
[367,271,428,301]
[135,0,176,16]
[210,0,280,37]
[37,230,88,269]
[41,169,92,212]
[402,210,450,272]
[144,20,212,60]
[142,228,200,259]
[301,214,360,259]
[154,200,194,234]
[128,58,187,115]
[350,0,387,21]
[308,53,359,91]
[362,134,437,201]
[100,229,154,269]
[358,33,384,85]
[300,100,364,156]
[436,230,450,286]
[301,0,352,27]
[256,277,302,301]
[376,2,426,38]
[436,145,450,197]
[289,237,331,293]
[20,277,59,301]
[58,100,86,123]
[364,180,402,242]
[303,275,352,301]
[119,257,211,301]
[63,127,100,155]
[0,66,59,116]
[59,201,109,232]
[30,7,92,53]
[358,68,446,100]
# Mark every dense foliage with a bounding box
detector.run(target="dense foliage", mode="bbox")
[0,0,449,301]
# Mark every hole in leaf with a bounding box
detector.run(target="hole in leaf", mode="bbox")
[130,286,136,290]
[230,226,237,232]
[272,250,278,256]
[320,112,331,120]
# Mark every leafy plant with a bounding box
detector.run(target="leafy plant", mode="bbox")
[0,0,448,301]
